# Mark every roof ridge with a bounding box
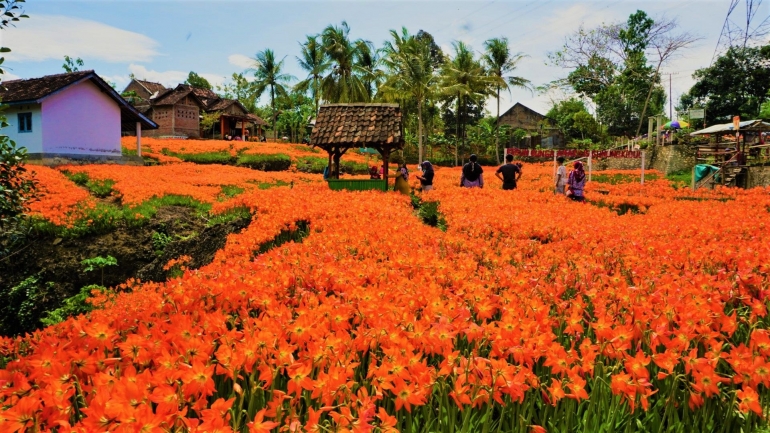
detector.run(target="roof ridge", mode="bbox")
[3,70,93,84]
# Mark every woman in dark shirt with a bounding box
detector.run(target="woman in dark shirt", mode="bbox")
[417,161,435,191]
[461,154,484,188]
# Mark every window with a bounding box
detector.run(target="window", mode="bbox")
[18,113,32,133]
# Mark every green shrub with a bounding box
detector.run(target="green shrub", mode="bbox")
[63,171,89,186]
[86,179,115,198]
[295,156,328,174]
[176,152,235,165]
[40,284,108,327]
[237,153,291,171]
[294,156,369,175]
[219,185,245,200]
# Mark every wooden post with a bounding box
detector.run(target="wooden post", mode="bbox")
[588,150,592,182]
[220,115,225,140]
[382,149,390,191]
[136,122,142,157]
[691,165,696,190]
[641,151,646,185]
[241,120,245,141]
[553,150,557,183]
[648,117,654,144]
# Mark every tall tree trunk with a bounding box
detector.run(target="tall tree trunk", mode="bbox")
[418,100,424,164]
[635,65,662,137]
[455,98,460,167]
[495,86,501,164]
[271,86,277,140]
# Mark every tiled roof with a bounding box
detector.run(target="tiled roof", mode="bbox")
[311,103,403,148]
[0,70,93,102]
[206,98,237,111]
[135,79,167,95]
[151,84,204,107]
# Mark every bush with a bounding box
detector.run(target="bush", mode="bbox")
[237,153,291,171]
[175,152,235,165]
[295,156,328,174]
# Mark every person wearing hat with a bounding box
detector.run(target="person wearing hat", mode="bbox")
[461,154,484,188]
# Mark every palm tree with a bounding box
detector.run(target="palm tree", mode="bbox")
[249,49,295,139]
[483,37,531,163]
[441,41,492,166]
[295,35,330,114]
[320,21,368,103]
[354,40,385,101]
[381,27,440,164]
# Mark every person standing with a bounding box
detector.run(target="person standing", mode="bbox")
[416,161,435,192]
[389,162,411,195]
[567,161,586,202]
[495,154,522,190]
[554,156,567,194]
[461,154,484,188]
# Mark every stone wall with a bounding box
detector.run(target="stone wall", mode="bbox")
[747,166,770,188]
[648,144,696,175]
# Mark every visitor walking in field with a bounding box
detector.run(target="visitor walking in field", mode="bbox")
[461,154,484,188]
[389,162,411,195]
[555,156,567,194]
[416,161,434,192]
[567,161,586,202]
[495,154,522,190]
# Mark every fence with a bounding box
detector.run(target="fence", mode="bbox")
[505,148,642,159]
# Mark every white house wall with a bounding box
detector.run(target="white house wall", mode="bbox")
[3,104,43,153]
[41,80,121,156]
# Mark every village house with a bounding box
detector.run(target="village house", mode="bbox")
[497,102,563,149]
[122,79,266,140]
[0,70,157,163]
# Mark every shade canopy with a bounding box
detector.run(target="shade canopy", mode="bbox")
[690,120,770,136]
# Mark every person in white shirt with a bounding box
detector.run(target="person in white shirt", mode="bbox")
[555,156,567,194]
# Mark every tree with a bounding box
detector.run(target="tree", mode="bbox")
[1,0,35,233]
[381,27,440,164]
[218,73,257,112]
[549,10,690,137]
[184,71,212,90]
[482,37,531,163]
[62,55,84,73]
[680,44,770,123]
[295,35,330,114]
[320,21,368,103]
[440,41,492,165]
[546,98,601,143]
[248,49,294,139]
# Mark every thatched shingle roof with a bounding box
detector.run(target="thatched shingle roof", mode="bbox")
[311,103,403,148]
[0,70,158,130]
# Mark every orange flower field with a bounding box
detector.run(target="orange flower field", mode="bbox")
[2,163,769,432]
[26,167,94,226]
[122,137,372,164]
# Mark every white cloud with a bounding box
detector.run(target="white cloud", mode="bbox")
[2,72,20,81]
[3,15,159,63]
[127,64,225,88]
[228,54,254,70]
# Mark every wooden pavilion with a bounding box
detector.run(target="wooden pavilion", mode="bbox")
[690,119,770,189]
[310,103,404,189]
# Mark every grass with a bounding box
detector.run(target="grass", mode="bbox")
[666,170,693,189]
[62,171,116,198]
[219,185,246,201]
[29,195,213,239]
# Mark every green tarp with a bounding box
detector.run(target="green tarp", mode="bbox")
[695,164,720,183]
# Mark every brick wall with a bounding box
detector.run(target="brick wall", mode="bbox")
[174,102,200,138]
[145,107,173,137]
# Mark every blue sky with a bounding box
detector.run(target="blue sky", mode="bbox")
[2,0,766,115]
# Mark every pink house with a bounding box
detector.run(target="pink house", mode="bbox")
[0,70,157,162]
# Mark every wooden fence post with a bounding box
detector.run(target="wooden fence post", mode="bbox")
[641,151,646,185]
